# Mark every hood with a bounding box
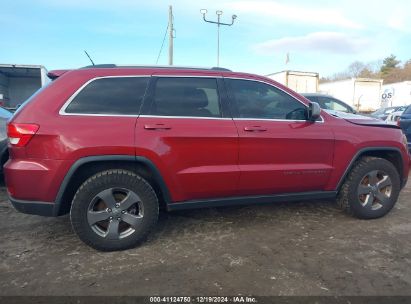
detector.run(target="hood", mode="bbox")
[324,110,401,129]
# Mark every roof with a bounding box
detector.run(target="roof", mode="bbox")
[47,64,294,88]
[0,64,47,78]
[0,64,46,69]
[47,64,256,81]
[81,64,232,72]
[266,70,319,77]
[301,93,333,97]
[320,78,384,85]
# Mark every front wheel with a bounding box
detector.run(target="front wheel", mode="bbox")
[70,169,159,251]
[337,157,401,219]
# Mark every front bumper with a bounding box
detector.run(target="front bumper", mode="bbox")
[9,196,60,217]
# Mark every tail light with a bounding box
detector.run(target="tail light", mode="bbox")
[7,123,39,147]
[397,117,401,127]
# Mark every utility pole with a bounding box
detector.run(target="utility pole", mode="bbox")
[200,9,237,67]
[168,5,174,66]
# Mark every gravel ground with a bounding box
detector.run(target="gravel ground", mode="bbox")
[0,175,410,296]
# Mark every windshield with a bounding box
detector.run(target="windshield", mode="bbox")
[373,108,386,115]
[0,107,12,118]
[324,109,373,120]
[302,95,315,102]
[404,105,411,114]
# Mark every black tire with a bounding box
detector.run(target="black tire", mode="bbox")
[337,157,401,219]
[70,169,159,251]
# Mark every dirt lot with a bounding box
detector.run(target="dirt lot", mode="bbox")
[0,176,411,296]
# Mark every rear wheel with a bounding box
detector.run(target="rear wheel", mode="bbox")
[337,157,401,219]
[70,169,159,251]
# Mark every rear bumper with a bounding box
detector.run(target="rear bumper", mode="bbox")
[9,196,60,217]
[4,158,71,202]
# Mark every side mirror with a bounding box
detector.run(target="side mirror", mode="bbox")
[308,102,321,121]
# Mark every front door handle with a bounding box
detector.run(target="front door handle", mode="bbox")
[144,124,172,130]
[244,126,267,132]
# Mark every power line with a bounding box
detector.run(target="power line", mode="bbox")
[156,22,169,64]
[168,5,174,65]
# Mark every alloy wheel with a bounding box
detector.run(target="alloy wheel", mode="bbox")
[87,188,144,239]
[357,170,392,211]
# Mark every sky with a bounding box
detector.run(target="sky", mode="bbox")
[1,0,411,78]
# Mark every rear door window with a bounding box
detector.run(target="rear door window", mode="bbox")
[318,97,350,113]
[65,77,149,115]
[148,77,222,117]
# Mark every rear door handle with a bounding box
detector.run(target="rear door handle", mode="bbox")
[144,124,172,130]
[244,126,267,132]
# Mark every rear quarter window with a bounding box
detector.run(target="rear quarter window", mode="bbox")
[65,77,149,115]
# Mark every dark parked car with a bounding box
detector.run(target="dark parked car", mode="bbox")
[0,107,12,171]
[302,93,356,114]
[370,106,405,121]
[398,105,411,152]
[4,65,410,251]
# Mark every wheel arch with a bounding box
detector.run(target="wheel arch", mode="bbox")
[336,147,405,192]
[55,155,171,216]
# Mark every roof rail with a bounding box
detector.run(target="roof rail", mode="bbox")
[80,64,232,72]
[81,64,117,69]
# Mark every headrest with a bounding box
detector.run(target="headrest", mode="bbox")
[155,87,209,108]
[182,88,208,108]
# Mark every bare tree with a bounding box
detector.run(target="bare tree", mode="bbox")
[347,61,366,77]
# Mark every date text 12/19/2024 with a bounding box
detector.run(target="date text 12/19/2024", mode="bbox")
[149,296,257,303]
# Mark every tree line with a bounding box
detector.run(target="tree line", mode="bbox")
[320,55,411,84]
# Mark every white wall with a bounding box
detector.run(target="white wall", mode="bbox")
[267,72,287,86]
[8,77,41,107]
[319,79,353,105]
[287,74,318,93]
[266,71,319,93]
[0,73,9,103]
[381,81,411,107]
[319,78,383,112]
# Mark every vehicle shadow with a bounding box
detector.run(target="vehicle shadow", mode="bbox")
[0,174,5,187]
[1,189,341,252]
[148,198,342,244]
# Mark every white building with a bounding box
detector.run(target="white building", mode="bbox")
[0,64,49,108]
[319,78,383,112]
[266,70,319,93]
[381,81,411,108]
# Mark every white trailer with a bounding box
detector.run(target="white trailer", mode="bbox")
[266,70,319,93]
[319,78,383,112]
[0,64,49,109]
[381,81,411,108]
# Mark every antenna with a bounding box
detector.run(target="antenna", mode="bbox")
[84,50,95,66]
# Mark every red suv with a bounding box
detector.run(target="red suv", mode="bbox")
[4,65,410,251]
